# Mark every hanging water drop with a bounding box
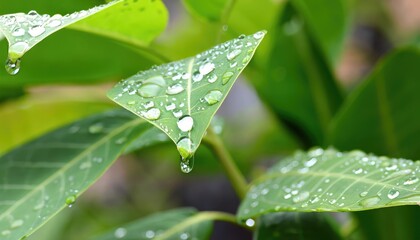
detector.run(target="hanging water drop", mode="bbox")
[204,90,223,105]
[177,115,194,132]
[5,58,21,75]
[222,72,234,85]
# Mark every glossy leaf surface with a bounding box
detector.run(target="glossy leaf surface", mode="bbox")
[108,31,266,171]
[238,148,420,220]
[0,110,148,239]
[94,208,213,240]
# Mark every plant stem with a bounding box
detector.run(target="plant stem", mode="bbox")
[204,128,248,199]
[155,211,249,240]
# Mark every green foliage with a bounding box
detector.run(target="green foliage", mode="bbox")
[0,0,420,239]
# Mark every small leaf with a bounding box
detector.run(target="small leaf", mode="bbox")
[0,0,168,74]
[0,109,149,240]
[108,31,266,172]
[93,208,213,240]
[238,148,420,221]
[254,212,342,240]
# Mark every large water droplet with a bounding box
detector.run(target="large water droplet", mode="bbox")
[199,62,215,75]
[245,219,255,227]
[142,108,161,120]
[12,27,25,37]
[222,72,234,85]
[204,90,223,105]
[358,196,381,208]
[28,25,45,37]
[403,176,419,185]
[177,115,194,132]
[227,49,241,60]
[114,228,127,239]
[166,83,184,95]
[5,58,21,75]
[138,84,162,98]
[65,195,76,207]
[387,189,400,200]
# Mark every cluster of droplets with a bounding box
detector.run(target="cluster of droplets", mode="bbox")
[239,148,420,218]
[0,2,111,75]
[113,227,193,239]
[110,31,266,173]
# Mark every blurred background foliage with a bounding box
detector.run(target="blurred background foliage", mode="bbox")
[1,0,420,239]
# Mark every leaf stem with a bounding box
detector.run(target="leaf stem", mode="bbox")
[204,128,248,199]
[155,211,248,240]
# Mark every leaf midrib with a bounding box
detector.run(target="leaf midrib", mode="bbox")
[0,117,143,221]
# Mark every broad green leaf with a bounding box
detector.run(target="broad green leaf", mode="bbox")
[108,31,266,172]
[329,47,420,160]
[292,0,348,65]
[254,212,342,240]
[0,0,167,74]
[93,208,213,240]
[0,109,149,240]
[238,148,420,220]
[182,0,228,22]
[255,3,342,146]
[0,88,112,154]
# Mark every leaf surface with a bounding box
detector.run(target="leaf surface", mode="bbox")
[238,148,420,220]
[182,0,228,22]
[0,109,149,239]
[93,208,213,240]
[108,31,266,172]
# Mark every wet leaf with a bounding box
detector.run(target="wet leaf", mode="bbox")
[108,31,266,172]
[0,109,149,240]
[238,148,420,221]
[0,0,167,74]
[93,208,213,240]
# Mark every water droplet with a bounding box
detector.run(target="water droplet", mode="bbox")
[89,123,104,134]
[403,176,419,185]
[33,202,45,211]
[173,110,183,118]
[11,219,24,229]
[143,101,155,109]
[283,18,302,35]
[12,27,25,37]
[28,25,45,37]
[142,108,161,120]
[359,191,368,197]
[180,233,190,240]
[309,196,320,204]
[192,71,203,82]
[177,115,194,132]
[292,191,310,203]
[304,158,318,167]
[245,219,255,227]
[127,100,136,105]
[180,155,194,173]
[227,49,242,60]
[115,137,126,145]
[1,230,11,236]
[138,84,162,98]
[66,195,76,207]
[387,189,400,199]
[207,73,218,83]
[222,72,234,85]
[5,58,21,75]
[145,230,155,239]
[166,83,184,95]
[199,62,215,75]
[353,168,363,175]
[9,41,29,59]
[253,31,265,39]
[114,228,127,239]
[204,90,223,105]
[359,196,381,208]
[165,103,176,111]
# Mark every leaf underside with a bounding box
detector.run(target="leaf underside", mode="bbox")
[108,31,266,157]
[238,148,420,220]
[0,109,148,239]
[93,208,213,240]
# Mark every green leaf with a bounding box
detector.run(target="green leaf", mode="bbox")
[0,109,149,240]
[292,0,348,65]
[108,31,266,172]
[0,0,167,74]
[329,47,420,160]
[238,148,420,221]
[254,212,342,240]
[93,208,213,240]
[255,3,342,146]
[182,0,228,22]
